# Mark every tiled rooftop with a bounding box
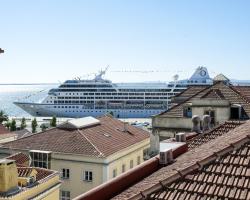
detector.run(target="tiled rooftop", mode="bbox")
[174,85,208,99]
[149,141,250,199]
[13,129,33,139]
[6,152,30,167]
[112,120,250,200]
[17,167,56,182]
[0,124,9,134]
[1,115,149,157]
[187,121,243,150]
[159,82,250,118]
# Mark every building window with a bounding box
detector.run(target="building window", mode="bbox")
[143,148,149,160]
[29,150,51,169]
[61,168,70,179]
[130,160,134,169]
[122,164,126,173]
[183,106,192,118]
[83,171,93,182]
[112,169,117,178]
[61,190,70,200]
[137,156,141,165]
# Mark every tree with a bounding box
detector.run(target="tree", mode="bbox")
[20,117,27,130]
[4,121,11,130]
[10,119,16,131]
[40,123,48,132]
[106,111,114,117]
[31,118,38,133]
[0,110,8,124]
[50,116,57,127]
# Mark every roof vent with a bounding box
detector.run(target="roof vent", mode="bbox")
[175,133,186,142]
[192,115,201,133]
[159,149,173,165]
[202,115,211,132]
[103,133,111,137]
[57,117,100,129]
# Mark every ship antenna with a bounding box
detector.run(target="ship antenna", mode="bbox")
[105,65,110,73]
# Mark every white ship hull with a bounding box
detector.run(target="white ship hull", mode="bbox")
[14,102,163,118]
[14,67,212,118]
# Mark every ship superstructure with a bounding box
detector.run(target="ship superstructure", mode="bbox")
[14,67,212,118]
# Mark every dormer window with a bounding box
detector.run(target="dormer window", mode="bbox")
[183,106,192,118]
[230,104,248,120]
[29,150,51,169]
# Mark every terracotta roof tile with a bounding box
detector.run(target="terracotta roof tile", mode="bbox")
[0,124,9,134]
[159,82,250,118]
[1,116,149,157]
[6,152,30,167]
[17,167,57,182]
[174,86,208,99]
[187,121,243,149]
[149,140,250,199]
[112,120,250,200]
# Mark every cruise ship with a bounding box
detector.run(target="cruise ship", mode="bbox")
[14,67,212,118]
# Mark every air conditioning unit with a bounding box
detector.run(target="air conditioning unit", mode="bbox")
[176,133,186,142]
[159,149,173,165]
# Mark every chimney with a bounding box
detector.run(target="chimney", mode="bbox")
[0,159,18,194]
[150,129,160,156]
[175,132,186,142]
[192,115,201,133]
[202,115,211,132]
[123,122,129,132]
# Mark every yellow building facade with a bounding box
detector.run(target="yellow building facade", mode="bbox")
[0,116,150,199]
[0,159,61,200]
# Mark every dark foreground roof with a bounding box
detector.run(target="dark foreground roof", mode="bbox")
[1,115,149,158]
[112,120,250,200]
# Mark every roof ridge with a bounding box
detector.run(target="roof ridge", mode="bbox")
[2,127,57,145]
[77,129,105,157]
[159,82,218,116]
[229,85,250,104]
[126,122,250,199]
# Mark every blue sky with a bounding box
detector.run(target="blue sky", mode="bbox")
[1,0,250,83]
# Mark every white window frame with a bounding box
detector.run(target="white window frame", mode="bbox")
[83,170,93,182]
[29,150,52,169]
[61,190,70,200]
[112,169,117,178]
[122,164,126,173]
[61,168,70,179]
[130,160,134,169]
[137,156,141,165]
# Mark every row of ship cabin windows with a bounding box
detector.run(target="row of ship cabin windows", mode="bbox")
[55,95,172,100]
[48,97,171,103]
[54,92,179,96]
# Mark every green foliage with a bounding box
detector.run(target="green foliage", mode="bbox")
[31,118,38,133]
[40,123,48,132]
[10,119,16,131]
[106,111,114,117]
[50,116,57,127]
[0,110,8,124]
[4,121,11,130]
[20,117,27,130]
